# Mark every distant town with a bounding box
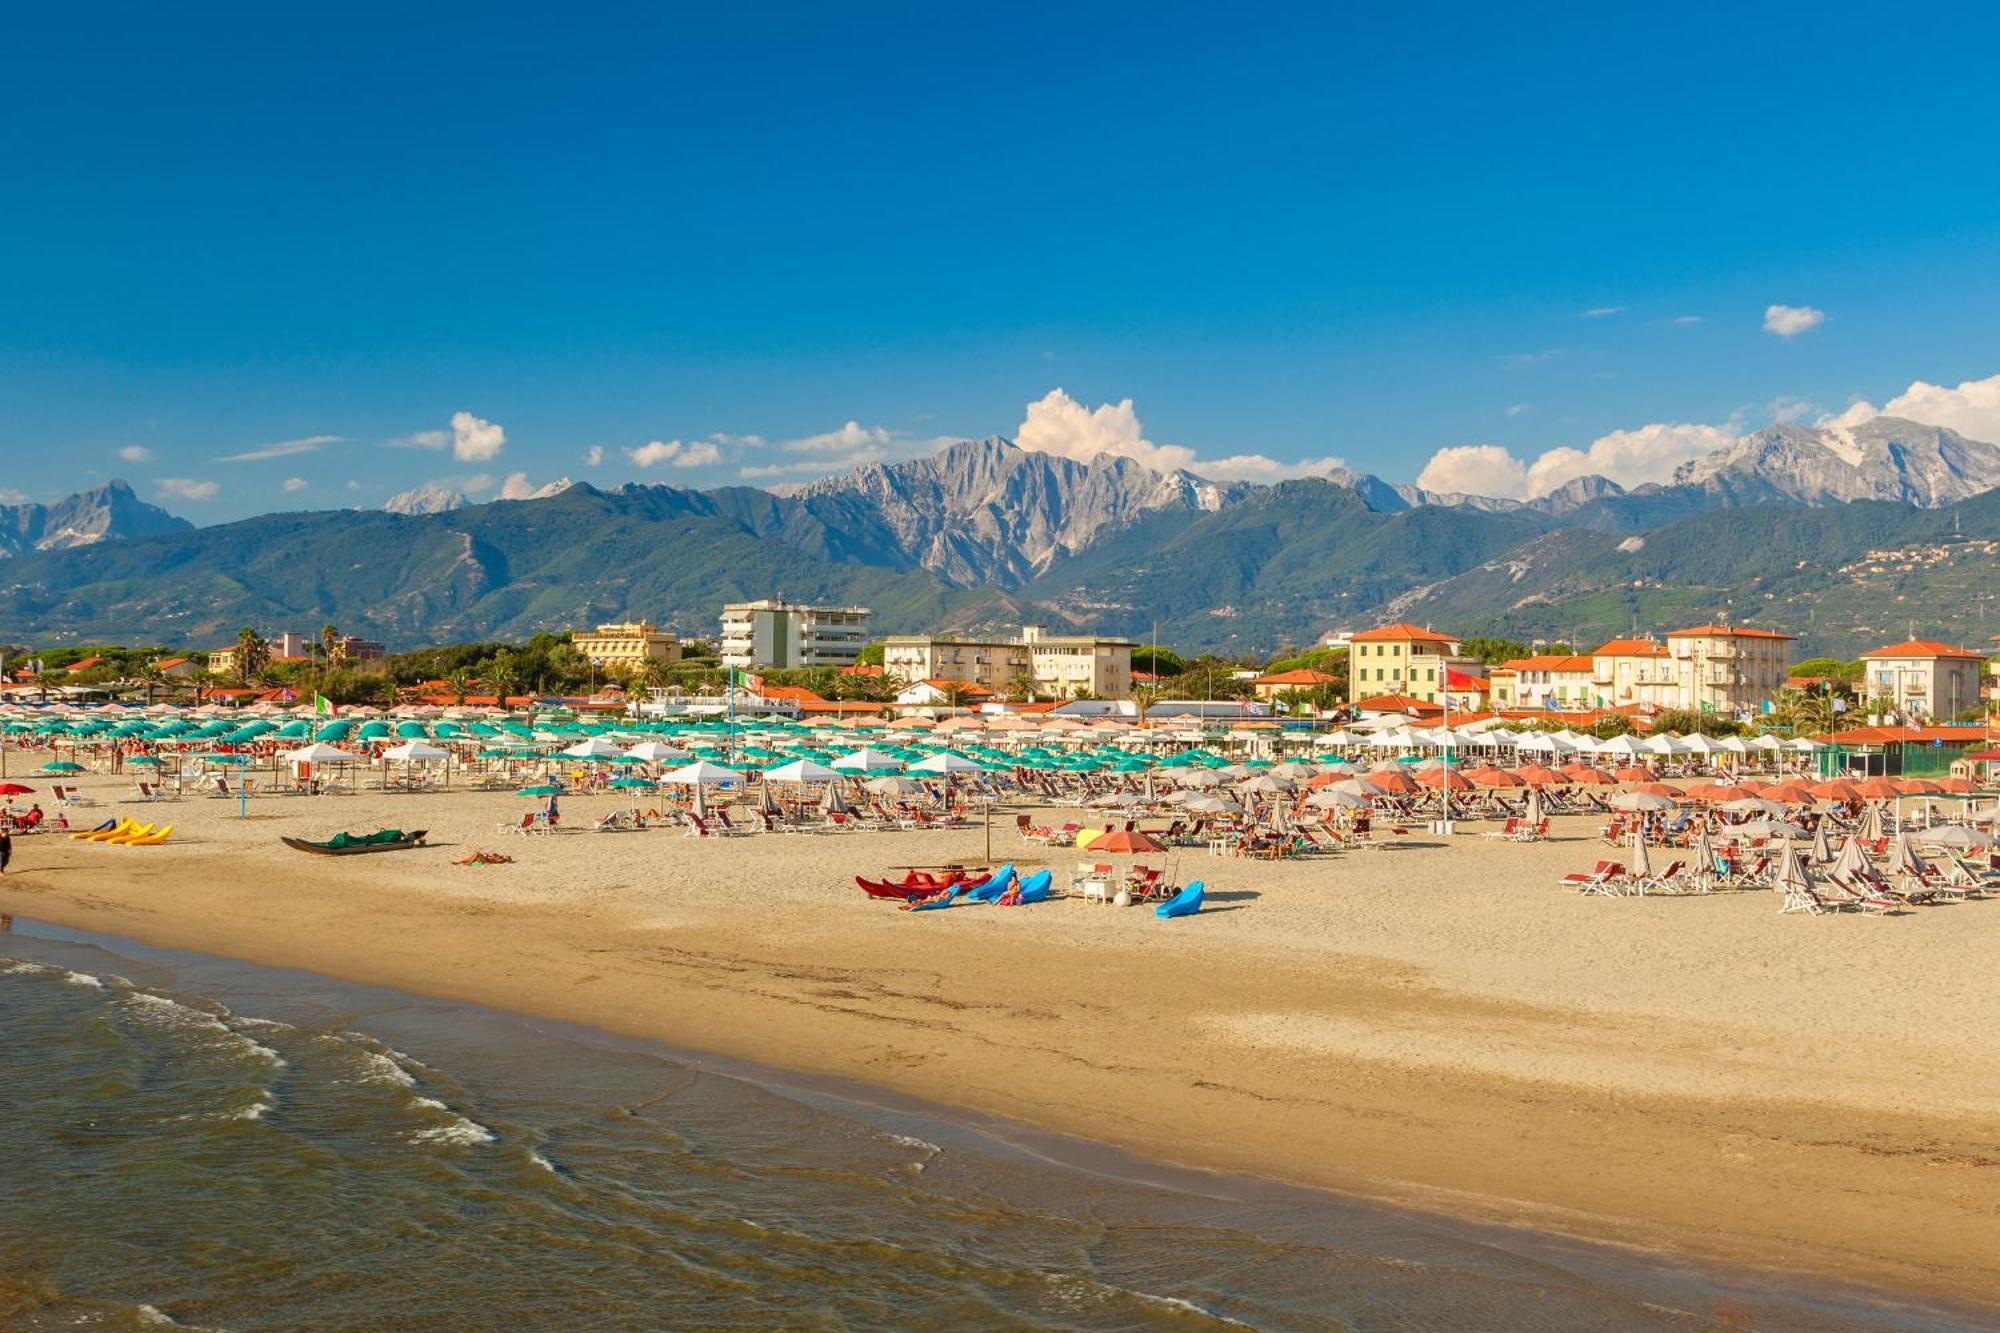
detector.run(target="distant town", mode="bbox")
[6,597,1997,743]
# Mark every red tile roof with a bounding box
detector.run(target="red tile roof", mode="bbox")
[757,683,828,703]
[1350,692,1444,713]
[1666,624,1794,640]
[1858,638,1986,660]
[1822,725,1994,745]
[64,656,105,673]
[1499,654,1595,672]
[1252,668,1338,686]
[1350,623,1458,645]
[1591,637,1668,657]
[1444,670,1489,691]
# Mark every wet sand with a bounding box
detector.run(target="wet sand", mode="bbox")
[6,776,1998,1313]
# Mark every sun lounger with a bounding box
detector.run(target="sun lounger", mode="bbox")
[1558,860,1624,893]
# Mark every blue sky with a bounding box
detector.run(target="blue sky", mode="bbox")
[4,3,1999,518]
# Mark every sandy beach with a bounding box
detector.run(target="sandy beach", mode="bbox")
[6,774,1998,1313]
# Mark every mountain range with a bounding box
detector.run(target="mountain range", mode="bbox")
[5,416,2000,658]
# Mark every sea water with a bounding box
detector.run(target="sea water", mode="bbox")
[0,920,1982,1332]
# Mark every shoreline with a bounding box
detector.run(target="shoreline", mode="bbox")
[5,910,1992,1332]
[5,788,1998,1315]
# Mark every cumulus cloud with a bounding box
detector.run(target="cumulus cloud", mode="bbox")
[1816,399,1878,430]
[1416,422,1733,499]
[1873,372,2000,444]
[1763,304,1825,338]
[626,439,722,469]
[584,445,604,467]
[1767,395,1816,423]
[498,472,537,500]
[451,411,505,462]
[1012,389,1343,483]
[735,422,941,480]
[216,434,341,463]
[387,429,450,450]
[785,421,894,454]
[155,478,219,501]
[117,444,153,463]
[281,476,307,492]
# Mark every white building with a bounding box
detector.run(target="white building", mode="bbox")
[718,600,871,669]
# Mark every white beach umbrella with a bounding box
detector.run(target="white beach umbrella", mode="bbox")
[831,747,905,772]
[660,760,744,786]
[1628,824,1652,877]
[560,736,625,759]
[381,741,448,761]
[623,741,693,763]
[909,752,988,775]
[1735,817,1806,839]
[1608,791,1674,812]
[1595,734,1646,759]
[281,742,360,764]
[1678,734,1721,756]
[764,758,839,783]
[1721,796,1786,816]
[1307,788,1369,810]
[864,775,925,796]
[1639,734,1682,756]
[1920,824,1991,850]
[1717,736,1753,754]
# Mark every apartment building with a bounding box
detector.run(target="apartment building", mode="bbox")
[1663,624,1794,714]
[719,600,871,669]
[1488,654,1596,710]
[881,625,1135,700]
[1857,638,1985,720]
[1589,637,1678,709]
[572,620,683,673]
[1345,623,1464,705]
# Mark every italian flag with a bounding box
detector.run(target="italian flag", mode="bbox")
[313,693,337,718]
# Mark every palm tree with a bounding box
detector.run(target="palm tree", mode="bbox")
[1006,673,1039,704]
[446,668,471,706]
[234,628,270,685]
[1132,684,1166,725]
[136,659,164,706]
[320,623,340,660]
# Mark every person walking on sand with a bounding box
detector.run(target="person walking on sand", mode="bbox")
[0,826,13,875]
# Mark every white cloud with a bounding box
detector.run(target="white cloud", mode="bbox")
[1673,314,1704,326]
[1504,403,1530,418]
[584,445,604,467]
[387,429,450,450]
[0,488,29,504]
[451,411,505,462]
[1417,422,1733,499]
[1581,306,1625,318]
[1763,304,1825,338]
[498,472,537,500]
[1012,388,1341,483]
[1767,395,1816,423]
[1415,445,1529,497]
[626,439,722,469]
[460,473,497,493]
[118,444,154,463]
[216,434,341,463]
[784,421,893,454]
[1816,399,1878,430]
[156,478,219,501]
[1874,372,2000,444]
[281,476,307,493]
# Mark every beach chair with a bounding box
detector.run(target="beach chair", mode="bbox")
[52,785,98,807]
[1481,817,1521,841]
[1559,860,1624,894]
[498,812,535,836]
[1630,859,1687,896]
[682,813,714,837]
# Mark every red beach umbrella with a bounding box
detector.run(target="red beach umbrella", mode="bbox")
[1892,778,1942,796]
[1851,777,1902,800]
[1414,767,1474,791]
[1088,829,1166,854]
[1367,769,1421,795]
[1763,782,1817,804]
[1809,780,1862,802]
[1514,763,1568,786]
[0,783,34,796]
[1612,764,1657,782]
[1465,766,1524,788]
[1560,764,1616,785]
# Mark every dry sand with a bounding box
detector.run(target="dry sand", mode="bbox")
[5,774,1998,1311]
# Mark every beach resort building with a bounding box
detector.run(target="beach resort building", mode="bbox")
[881,625,1135,700]
[151,655,202,679]
[1663,624,1794,715]
[1345,623,1463,705]
[1248,668,1339,703]
[332,635,386,661]
[718,599,871,670]
[1589,637,1679,709]
[1857,638,1987,720]
[572,620,683,674]
[1488,654,1596,710]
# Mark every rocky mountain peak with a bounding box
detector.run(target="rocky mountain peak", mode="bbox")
[0,479,194,557]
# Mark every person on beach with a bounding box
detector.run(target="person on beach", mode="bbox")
[0,826,13,875]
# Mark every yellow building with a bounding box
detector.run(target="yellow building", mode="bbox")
[882,625,1134,700]
[572,620,682,674]
[1858,638,1985,720]
[1664,624,1794,715]
[1345,623,1462,705]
